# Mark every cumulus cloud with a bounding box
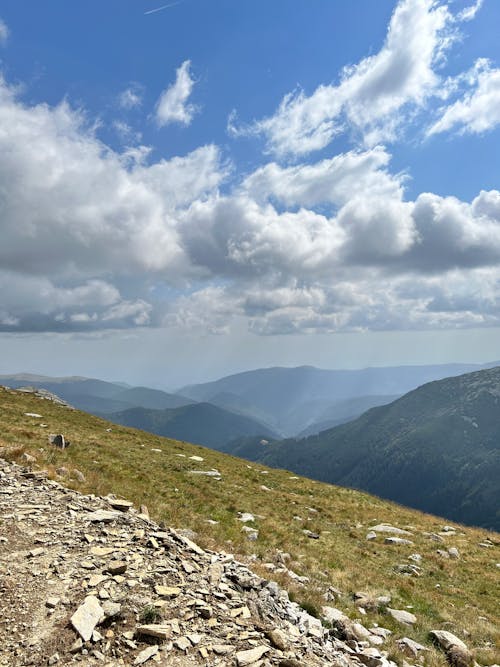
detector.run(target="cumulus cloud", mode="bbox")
[1,0,499,339]
[241,146,405,208]
[0,18,8,45]
[0,272,152,332]
[0,75,227,331]
[233,0,457,155]
[428,65,500,136]
[155,60,198,127]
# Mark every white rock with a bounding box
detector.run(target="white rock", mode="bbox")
[235,645,270,666]
[370,524,413,535]
[86,510,121,523]
[385,537,413,545]
[134,645,159,665]
[429,630,468,651]
[387,608,417,625]
[70,596,105,641]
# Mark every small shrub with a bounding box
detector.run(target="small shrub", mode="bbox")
[139,605,162,624]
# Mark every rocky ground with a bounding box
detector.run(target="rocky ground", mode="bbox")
[0,457,478,667]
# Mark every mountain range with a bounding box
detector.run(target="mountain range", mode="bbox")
[233,367,500,531]
[1,363,499,528]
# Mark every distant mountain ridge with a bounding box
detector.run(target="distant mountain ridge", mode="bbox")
[109,402,278,451]
[180,362,498,436]
[244,366,500,530]
[0,374,192,414]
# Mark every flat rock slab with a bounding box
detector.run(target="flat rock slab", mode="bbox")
[385,537,413,545]
[429,630,468,651]
[136,624,172,640]
[387,608,417,625]
[134,645,159,665]
[371,524,412,535]
[71,596,104,641]
[236,645,270,666]
[398,637,429,658]
[155,585,181,597]
[107,498,134,511]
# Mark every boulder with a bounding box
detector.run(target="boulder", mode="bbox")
[429,631,473,667]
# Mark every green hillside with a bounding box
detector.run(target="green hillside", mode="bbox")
[251,367,500,531]
[109,401,277,450]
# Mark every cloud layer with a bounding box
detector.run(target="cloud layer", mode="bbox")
[1,1,499,336]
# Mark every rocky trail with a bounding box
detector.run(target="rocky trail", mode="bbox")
[0,457,403,667]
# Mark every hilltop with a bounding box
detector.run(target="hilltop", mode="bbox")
[0,386,498,666]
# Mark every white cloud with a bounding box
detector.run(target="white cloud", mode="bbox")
[234,0,456,155]
[155,60,198,127]
[118,85,143,109]
[241,146,405,208]
[457,0,484,22]
[0,75,228,331]
[0,76,226,281]
[428,65,500,136]
[0,272,152,332]
[0,18,8,45]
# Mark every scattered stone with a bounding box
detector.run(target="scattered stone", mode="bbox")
[387,608,417,625]
[398,637,429,658]
[45,596,60,609]
[266,628,287,651]
[188,470,221,477]
[238,512,256,522]
[86,509,121,522]
[303,529,320,539]
[69,638,83,654]
[235,645,270,666]
[24,412,43,418]
[107,560,127,575]
[189,455,204,462]
[448,547,460,559]
[430,630,473,667]
[70,596,105,641]
[366,531,377,540]
[107,497,134,511]
[154,585,181,597]
[134,645,159,665]
[136,624,172,641]
[370,524,412,535]
[72,469,86,483]
[385,537,413,545]
[174,636,191,651]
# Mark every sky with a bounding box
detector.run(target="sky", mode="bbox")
[1,0,500,388]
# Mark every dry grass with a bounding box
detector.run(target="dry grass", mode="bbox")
[0,386,498,666]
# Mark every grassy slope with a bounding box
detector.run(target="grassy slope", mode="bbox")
[0,386,498,667]
[257,368,500,531]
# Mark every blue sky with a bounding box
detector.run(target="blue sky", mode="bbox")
[1,0,500,386]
